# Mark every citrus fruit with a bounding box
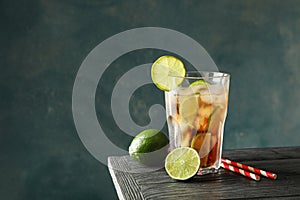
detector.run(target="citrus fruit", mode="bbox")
[179,95,199,125]
[151,55,186,91]
[165,147,200,180]
[191,133,211,166]
[189,79,210,87]
[129,129,169,166]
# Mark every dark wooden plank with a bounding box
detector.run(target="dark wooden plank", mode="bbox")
[108,146,300,200]
[222,146,300,162]
[135,159,300,200]
[108,156,145,200]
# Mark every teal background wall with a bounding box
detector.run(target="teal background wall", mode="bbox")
[1,0,300,199]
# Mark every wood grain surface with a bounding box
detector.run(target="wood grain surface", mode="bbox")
[108,146,300,200]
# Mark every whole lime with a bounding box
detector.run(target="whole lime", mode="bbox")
[129,129,169,166]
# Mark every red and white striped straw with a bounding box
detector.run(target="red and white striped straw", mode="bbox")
[220,162,261,181]
[221,158,277,180]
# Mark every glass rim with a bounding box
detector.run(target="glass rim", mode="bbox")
[171,71,230,79]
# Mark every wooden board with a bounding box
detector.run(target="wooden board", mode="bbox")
[108,147,300,200]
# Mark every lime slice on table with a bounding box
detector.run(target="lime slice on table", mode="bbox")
[151,55,186,91]
[165,147,200,180]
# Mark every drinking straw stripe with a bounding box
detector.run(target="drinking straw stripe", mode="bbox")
[220,162,261,181]
[221,158,277,180]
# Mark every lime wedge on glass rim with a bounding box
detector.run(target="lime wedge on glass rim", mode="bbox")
[151,55,186,91]
[165,147,200,180]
